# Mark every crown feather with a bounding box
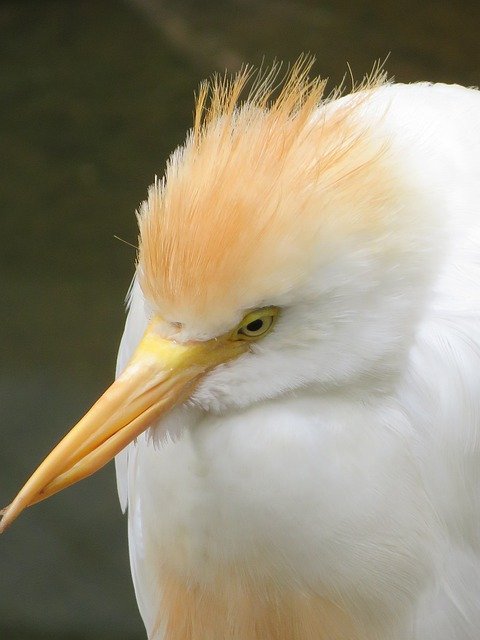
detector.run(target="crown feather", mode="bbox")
[137,58,391,327]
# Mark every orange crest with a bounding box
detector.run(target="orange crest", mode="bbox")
[137,59,391,330]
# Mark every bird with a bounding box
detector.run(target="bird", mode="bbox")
[2,58,480,640]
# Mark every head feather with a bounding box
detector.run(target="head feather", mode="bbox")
[137,58,391,329]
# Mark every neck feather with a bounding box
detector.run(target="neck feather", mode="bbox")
[153,569,368,640]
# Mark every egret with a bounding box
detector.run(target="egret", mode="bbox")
[2,59,480,639]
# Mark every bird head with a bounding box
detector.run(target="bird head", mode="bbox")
[0,59,436,532]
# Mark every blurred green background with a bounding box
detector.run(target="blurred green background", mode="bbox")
[1,1,478,638]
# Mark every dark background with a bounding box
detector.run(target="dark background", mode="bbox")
[1,1,478,638]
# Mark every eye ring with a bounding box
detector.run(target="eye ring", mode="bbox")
[235,307,278,341]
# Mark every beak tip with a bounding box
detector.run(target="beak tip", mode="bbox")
[0,502,18,534]
[0,509,10,534]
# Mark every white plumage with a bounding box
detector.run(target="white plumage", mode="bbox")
[116,80,480,639]
[2,66,480,640]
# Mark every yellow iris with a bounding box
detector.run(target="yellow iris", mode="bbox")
[235,307,279,340]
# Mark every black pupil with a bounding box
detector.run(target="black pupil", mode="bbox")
[246,318,264,333]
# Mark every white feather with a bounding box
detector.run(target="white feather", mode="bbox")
[116,82,480,639]
[115,276,149,512]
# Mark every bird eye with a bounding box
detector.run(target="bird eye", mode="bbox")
[235,308,278,341]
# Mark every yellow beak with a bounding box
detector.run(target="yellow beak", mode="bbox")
[0,319,247,532]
